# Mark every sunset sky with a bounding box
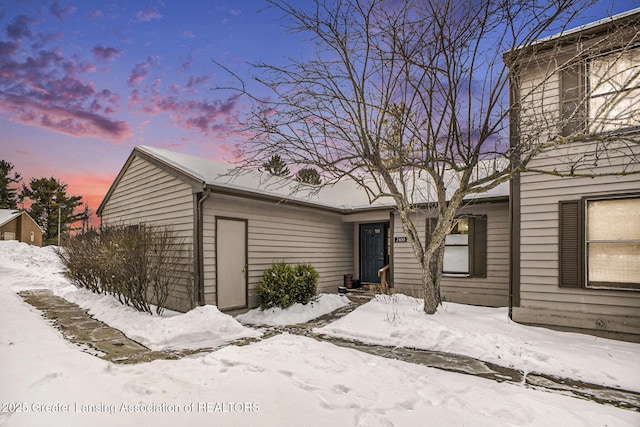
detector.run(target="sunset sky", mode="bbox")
[1,0,637,217]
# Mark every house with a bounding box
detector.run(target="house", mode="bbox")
[97,11,638,342]
[507,9,640,341]
[97,146,510,313]
[0,209,43,247]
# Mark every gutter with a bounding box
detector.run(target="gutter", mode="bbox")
[194,187,211,307]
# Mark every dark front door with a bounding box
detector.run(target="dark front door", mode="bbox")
[360,223,388,283]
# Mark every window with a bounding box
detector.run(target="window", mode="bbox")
[428,216,487,278]
[586,197,640,289]
[560,62,585,136]
[588,48,640,133]
[443,219,469,275]
[559,195,640,290]
[559,46,640,136]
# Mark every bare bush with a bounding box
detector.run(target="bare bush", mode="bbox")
[57,224,189,315]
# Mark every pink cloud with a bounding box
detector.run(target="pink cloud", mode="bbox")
[179,51,194,73]
[92,45,122,61]
[3,98,131,141]
[88,9,102,19]
[127,60,152,86]
[0,32,130,142]
[133,90,240,136]
[6,14,35,40]
[135,7,162,22]
[0,41,18,57]
[186,74,211,88]
[49,2,76,21]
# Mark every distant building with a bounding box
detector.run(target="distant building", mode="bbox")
[0,210,43,247]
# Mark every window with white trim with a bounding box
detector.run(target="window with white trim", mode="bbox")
[588,47,640,133]
[585,196,640,289]
[560,46,640,136]
[443,219,470,275]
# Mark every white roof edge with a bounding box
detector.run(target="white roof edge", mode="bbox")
[0,209,21,227]
[530,7,640,47]
[0,209,43,231]
[134,146,509,211]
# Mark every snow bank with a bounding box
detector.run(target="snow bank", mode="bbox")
[58,287,260,350]
[316,294,640,392]
[0,241,259,351]
[236,294,349,326]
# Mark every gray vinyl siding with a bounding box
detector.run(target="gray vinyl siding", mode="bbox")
[391,201,510,306]
[100,156,196,312]
[202,193,353,308]
[515,142,640,338]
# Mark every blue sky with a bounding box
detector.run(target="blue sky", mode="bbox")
[0,0,637,211]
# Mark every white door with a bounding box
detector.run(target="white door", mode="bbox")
[216,218,247,310]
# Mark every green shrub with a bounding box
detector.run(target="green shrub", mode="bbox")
[255,262,319,310]
[293,263,319,305]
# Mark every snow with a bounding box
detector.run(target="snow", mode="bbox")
[316,293,640,392]
[57,287,260,351]
[235,294,349,326]
[138,145,509,211]
[1,241,639,426]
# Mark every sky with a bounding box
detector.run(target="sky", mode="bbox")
[1,0,638,218]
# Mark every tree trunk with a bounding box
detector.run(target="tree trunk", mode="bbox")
[422,243,444,314]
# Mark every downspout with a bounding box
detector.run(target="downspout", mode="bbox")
[195,186,211,307]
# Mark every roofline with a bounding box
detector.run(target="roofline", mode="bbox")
[0,210,43,231]
[0,210,21,228]
[534,7,640,46]
[504,8,640,65]
[99,146,511,217]
[207,183,509,215]
[97,147,205,217]
[205,183,347,214]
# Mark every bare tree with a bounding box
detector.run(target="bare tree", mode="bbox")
[221,0,640,314]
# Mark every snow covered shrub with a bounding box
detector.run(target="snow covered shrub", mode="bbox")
[255,262,318,310]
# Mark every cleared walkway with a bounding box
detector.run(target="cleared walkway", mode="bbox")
[18,289,640,412]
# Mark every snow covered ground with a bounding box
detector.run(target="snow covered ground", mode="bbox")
[316,294,640,393]
[1,241,639,426]
[236,294,349,326]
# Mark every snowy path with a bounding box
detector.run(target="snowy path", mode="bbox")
[19,286,640,411]
[3,241,640,426]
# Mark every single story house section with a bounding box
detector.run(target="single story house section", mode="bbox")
[97,145,510,313]
[0,209,43,247]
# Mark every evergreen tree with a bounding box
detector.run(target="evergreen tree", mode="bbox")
[262,155,290,177]
[0,160,22,209]
[296,167,322,185]
[22,177,83,245]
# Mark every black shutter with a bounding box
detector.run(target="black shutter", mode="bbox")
[469,216,487,278]
[559,200,583,288]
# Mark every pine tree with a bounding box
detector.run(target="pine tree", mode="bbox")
[0,160,22,209]
[262,155,290,177]
[21,177,83,245]
[296,167,322,185]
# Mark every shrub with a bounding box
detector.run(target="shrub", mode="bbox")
[293,263,319,305]
[255,261,319,310]
[57,224,189,315]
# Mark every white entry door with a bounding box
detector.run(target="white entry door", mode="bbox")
[216,218,248,310]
